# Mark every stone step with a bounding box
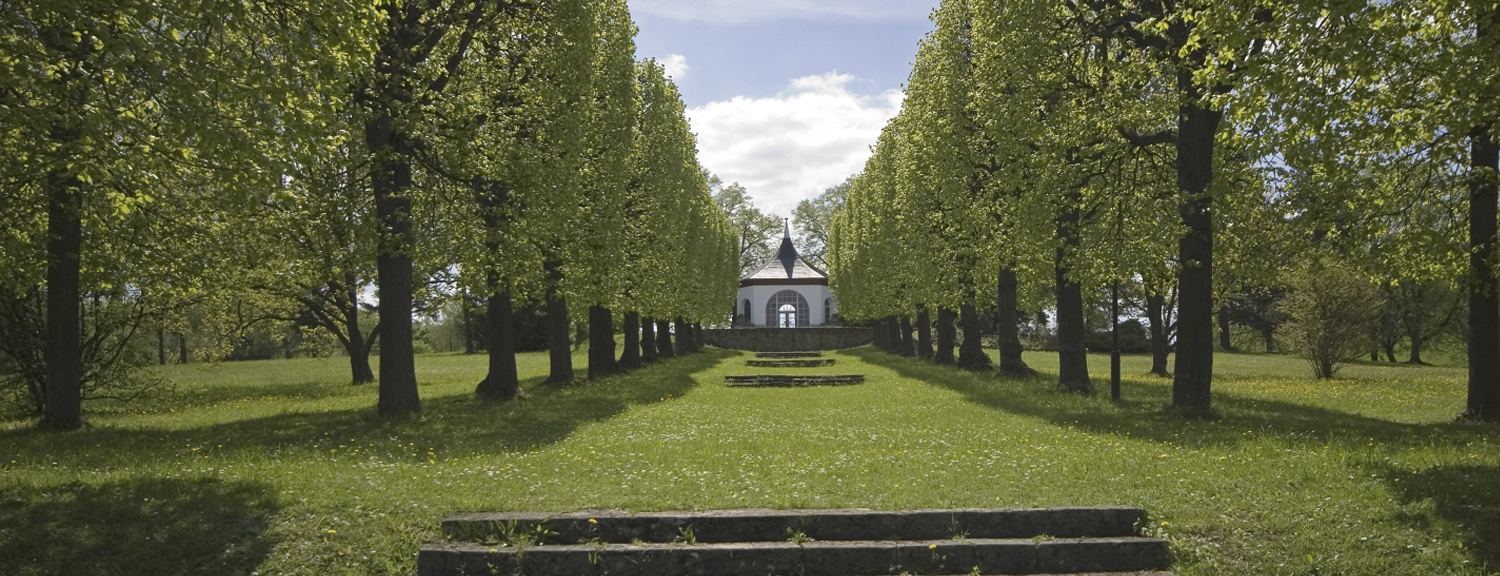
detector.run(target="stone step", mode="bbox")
[442,507,1144,545]
[418,537,1172,576]
[755,351,824,358]
[722,374,864,387]
[746,359,837,367]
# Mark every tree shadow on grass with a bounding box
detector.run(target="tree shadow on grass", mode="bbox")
[0,478,277,576]
[847,348,1498,452]
[0,349,736,469]
[1376,464,1500,573]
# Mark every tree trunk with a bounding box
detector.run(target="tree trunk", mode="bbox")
[157,327,167,366]
[641,316,658,362]
[544,259,573,384]
[656,319,675,358]
[462,290,476,355]
[1407,328,1424,365]
[935,308,957,365]
[1171,95,1222,412]
[178,332,189,364]
[916,307,933,358]
[1111,280,1122,401]
[898,316,915,357]
[1466,122,1499,421]
[958,302,992,371]
[996,268,1033,375]
[620,312,641,369]
[367,112,421,417]
[589,305,618,379]
[42,165,83,431]
[1054,246,1091,393]
[1261,327,1275,354]
[1147,292,1171,376]
[343,280,376,385]
[1218,307,1235,351]
[476,291,519,400]
[674,318,691,355]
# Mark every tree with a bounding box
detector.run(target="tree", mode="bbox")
[792,179,847,270]
[0,0,374,429]
[714,179,782,277]
[1282,255,1384,378]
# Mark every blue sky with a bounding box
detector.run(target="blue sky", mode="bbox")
[627,0,941,217]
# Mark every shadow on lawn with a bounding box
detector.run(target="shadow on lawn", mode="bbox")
[848,348,1498,450]
[853,348,1500,571]
[1,349,734,467]
[1378,464,1500,573]
[0,478,278,576]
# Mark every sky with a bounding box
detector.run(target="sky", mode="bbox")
[627,0,941,218]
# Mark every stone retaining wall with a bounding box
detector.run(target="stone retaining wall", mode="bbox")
[701,327,872,352]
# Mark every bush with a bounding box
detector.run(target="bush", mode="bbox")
[1282,256,1383,378]
[0,286,166,416]
[1086,319,1151,353]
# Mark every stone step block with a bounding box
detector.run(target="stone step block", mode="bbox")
[418,537,1171,576]
[721,374,864,387]
[755,351,824,358]
[746,359,837,367]
[442,507,1145,545]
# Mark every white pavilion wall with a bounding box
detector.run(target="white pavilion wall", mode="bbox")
[736,284,836,327]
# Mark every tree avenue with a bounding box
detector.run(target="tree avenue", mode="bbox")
[829,0,1499,419]
[2,0,736,428]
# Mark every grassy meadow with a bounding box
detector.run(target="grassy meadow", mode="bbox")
[1,346,1496,575]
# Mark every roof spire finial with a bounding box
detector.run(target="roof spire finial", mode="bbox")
[784,217,790,239]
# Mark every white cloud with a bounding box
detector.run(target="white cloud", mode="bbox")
[628,0,931,23]
[687,72,903,217]
[660,54,689,79]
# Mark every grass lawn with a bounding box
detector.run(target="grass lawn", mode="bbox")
[1,346,1496,576]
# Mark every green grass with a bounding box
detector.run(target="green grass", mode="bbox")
[1,347,1496,576]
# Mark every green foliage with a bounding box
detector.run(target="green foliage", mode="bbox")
[1282,255,1385,378]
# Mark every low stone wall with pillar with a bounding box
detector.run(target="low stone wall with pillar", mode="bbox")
[701,327,873,352]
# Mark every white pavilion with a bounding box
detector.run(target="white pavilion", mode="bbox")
[736,223,836,328]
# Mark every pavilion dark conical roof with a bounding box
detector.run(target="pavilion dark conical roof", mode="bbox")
[741,221,827,286]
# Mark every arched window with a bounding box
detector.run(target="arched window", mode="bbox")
[765,290,810,328]
[824,299,832,324]
[779,304,797,328]
[742,299,751,319]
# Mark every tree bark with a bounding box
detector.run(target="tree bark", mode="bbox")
[1218,307,1235,351]
[641,316,658,362]
[996,269,1033,376]
[1407,328,1424,365]
[543,259,573,384]
[1466,122,1499,420]
[1054,246,1091,392]
[157,327,167,366]
[935,308,957,365]
[958,302,992,371]
[1171,95,1222,412]
[589,305,618,378]
[898,316,915,356]
[462,290,476,355]
[178,332,189,364]
[916,307,934,358]
[621,312,642,369]
[475,291,518,400]
[367,112,421,416]
[674,318,691,355]
[656,319,675,358]
[1147,292,1171,376]
[341,278,376,385]
[42,165,83,431]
